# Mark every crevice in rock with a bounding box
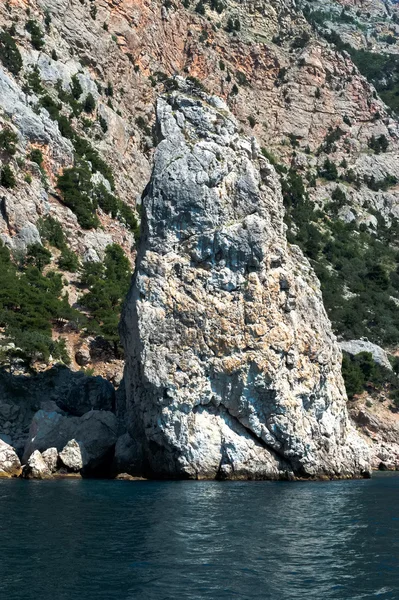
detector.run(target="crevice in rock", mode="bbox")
[194,400,291,470]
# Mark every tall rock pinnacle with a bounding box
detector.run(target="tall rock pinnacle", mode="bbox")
[121,79,370,480]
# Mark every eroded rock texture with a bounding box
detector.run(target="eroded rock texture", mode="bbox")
[121,81,370,480]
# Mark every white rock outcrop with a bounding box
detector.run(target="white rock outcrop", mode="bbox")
[23,450,52,479]
[0,439,22,478]
[59,439,86,472]
[121,81,371,480]
[41,447,59,474]
[340,339,393,371]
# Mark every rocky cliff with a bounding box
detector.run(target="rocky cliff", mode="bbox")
[120,80,370,480]
[0,0,398,477]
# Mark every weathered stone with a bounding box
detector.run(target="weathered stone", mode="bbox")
[59,376,115,416]
[113,432,141,475]
[41,447,59,473]
[121,83,371,480]
[23,409,117,475]
[59,439,87,472]
[75,347,91,366]
[0,439,22,478]
[340,340,393,371]
[74,411,118,473]
[23,410,77,463]
[23,450,52,479]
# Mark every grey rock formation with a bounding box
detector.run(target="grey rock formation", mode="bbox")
[0,439,22,478]
[121,82,371,480]
[23,409,117,475]
[23,410,75,463]
[74,411,118,473]
[340,340,393,371]
[113,432,141,475]
[41,447,59,474]
[59,440,86,472]
[23,450,52,479]
[0,367,116,456]
[59,375,115,417]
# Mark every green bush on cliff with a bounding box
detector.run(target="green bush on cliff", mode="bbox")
[0,128,18,155]
[342,351,399,401]
[25,19,45,51]
[57,161,100,229]
[276,157,399,346]
[37,215,65,249]
[79,244,132,356]
[0,242,79,367]
[57,247,80,272]
[26,243,52,271]
[0,30,22,75]
[1,164,16,188]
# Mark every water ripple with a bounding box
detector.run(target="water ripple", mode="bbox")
[0,474,398,599]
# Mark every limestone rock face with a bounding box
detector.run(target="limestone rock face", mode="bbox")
[23,409,117,476]
[23,450,52,480]
[340,340,393,371]
[41,448,59,474]
[59,376,115,417]
[59,440,86,472]
[121,82,371,480]
[0,439,22,478]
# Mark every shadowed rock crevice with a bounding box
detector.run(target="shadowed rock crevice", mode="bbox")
[121,79,371,480]
[0,366,119,478]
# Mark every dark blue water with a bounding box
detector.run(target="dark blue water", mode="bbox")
[0,474,398,599]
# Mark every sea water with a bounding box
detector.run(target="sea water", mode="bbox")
[0,473,398,599]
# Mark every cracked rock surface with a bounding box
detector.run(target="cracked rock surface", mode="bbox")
[121,81,371,480]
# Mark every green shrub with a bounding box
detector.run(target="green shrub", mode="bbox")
[71,74,83,100]
[39,94,62,120]
[99,115,108,133]
[29,148,43,166]
[364,174,397,191]
[320,158,338,181]
[25,19,45,50]
[84,92,96,113]
[73,134,114,187]
[342,351,399,400]
[57,162,100,229]
[57,247,79,272]
[79,244,132,355]
[1,164,16,188]
[105,81,114,97]
[26,67,44,95]
[0,30,22,75]
[37,216,65,249]
[368,134,389,154]
[225,17,240,32]
[195,1,206,15]
[0,242,78,367]
[44,11,52,31]
[26,243,52,271]
[331,186,347,210]
[0,128,18,155]
[117,201,140,240]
